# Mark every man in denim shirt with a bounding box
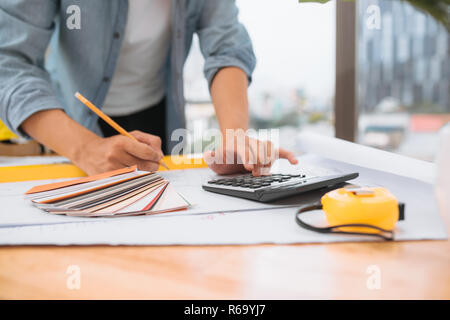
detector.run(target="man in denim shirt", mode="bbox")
[0,0,297,175]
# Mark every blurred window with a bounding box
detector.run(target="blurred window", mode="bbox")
[183,0,336,151]
[357,0,449,161]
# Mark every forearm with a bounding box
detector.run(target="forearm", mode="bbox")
[21,109,100,162]
[210,67,249,137]
[207,67,297,175]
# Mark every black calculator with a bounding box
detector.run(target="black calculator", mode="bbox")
[202,171,359,202]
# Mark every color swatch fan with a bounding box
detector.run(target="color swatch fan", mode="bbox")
[25,166,190,217]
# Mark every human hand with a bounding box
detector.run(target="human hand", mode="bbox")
[204,135,298,176]
[73,130,164,175]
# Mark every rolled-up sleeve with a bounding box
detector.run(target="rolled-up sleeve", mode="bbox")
[0,0,62,138]
[196,0,256,88]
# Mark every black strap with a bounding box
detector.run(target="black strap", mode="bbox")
[295,203,394,241]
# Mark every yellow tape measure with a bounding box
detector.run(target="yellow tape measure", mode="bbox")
[296,187,405,240]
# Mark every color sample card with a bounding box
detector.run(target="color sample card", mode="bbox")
[25,167,190,217]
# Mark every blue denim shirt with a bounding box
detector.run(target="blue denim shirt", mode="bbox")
[0,0,256,150]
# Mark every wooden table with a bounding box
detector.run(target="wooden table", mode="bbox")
[0,144,449,299]
[1,237,449,299]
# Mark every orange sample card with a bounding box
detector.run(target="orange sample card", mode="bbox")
[25,166,138,195]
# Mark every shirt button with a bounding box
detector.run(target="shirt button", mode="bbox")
[103,76,110,83]
[113,32,120,39]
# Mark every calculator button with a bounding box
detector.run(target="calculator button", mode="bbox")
[207,173,306,189]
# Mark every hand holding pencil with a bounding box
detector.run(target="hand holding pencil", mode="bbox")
[75,92,169,172]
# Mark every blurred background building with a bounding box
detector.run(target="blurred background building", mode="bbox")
[357,0,450,160]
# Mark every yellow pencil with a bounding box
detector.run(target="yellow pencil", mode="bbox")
[75,92,169,170]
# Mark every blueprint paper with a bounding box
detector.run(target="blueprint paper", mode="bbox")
[0,155,446,245]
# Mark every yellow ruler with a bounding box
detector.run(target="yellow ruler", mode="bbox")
[0,155,207,183]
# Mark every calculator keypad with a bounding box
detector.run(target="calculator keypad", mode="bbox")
[207,174,306,189]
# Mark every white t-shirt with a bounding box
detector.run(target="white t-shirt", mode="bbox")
[102,0,172,116]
